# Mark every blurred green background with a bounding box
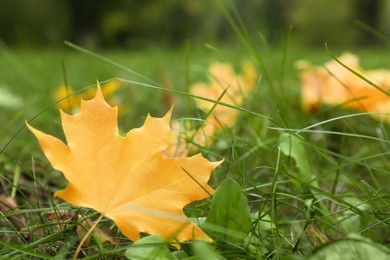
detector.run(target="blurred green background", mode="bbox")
[0,0,389,49]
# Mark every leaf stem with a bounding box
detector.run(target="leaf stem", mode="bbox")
[73,213,104,260]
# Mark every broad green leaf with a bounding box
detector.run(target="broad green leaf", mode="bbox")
[308,234,390,260]
[171,250,188,259]
[244,213,272,256]
[125,235,175,260]
[0,87,23,109]
[250,212,272,232]
[279,133,318,188]
[192,241,222,260]
[337,197,368,233]
[203,178,251,243]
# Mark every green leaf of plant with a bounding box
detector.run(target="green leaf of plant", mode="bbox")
[308,234,390,260]
[279,133,334,222]
[203,178,251,243]
[279,133,318,188]
[0,87,23,109]
[336,197,368,233]
[192,241,222,260]
[125,235,176,260]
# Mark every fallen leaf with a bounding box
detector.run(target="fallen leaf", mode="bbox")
[45,209,71,223]
[169,61,256,156]
[54,80,122,113]
[190,62,256,127]
[76,216,118,246]
[45,209,117,245]
[0,194,29,240]
[28,84,222,242]
[299,53,390,121]
[167,119,214,157]
[54,85,80,112]
[159,71,175,111]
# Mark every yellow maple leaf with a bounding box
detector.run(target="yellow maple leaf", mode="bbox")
[27,84,222,242]
[54,85,80,112]
[54,80,122,113]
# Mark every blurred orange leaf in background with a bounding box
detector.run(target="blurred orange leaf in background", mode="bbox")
[169,61,257,156]
[190,61,256,127]
[54,80,122,113]
[298,53,390,121]
[27,84,221,242]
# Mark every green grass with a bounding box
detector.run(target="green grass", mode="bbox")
[1,36,390,259]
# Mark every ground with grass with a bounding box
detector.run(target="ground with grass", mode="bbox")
[1,42,390,259]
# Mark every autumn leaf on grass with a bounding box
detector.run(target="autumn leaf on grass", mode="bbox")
[168,61,257,156]
[190,61,257,129]
[298,52,390,121]
[54,80,122,113]
[27,84,222,242]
